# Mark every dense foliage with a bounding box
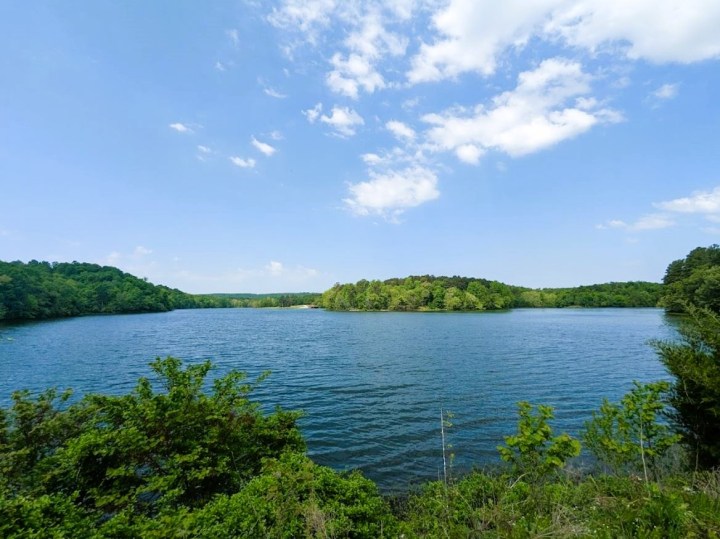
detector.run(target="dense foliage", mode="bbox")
[497,402,581,481]
[5,247,720,535]
[321,276,662,311]
[651,245,720,469]
[2,359,719,537]
[0,260,230,321]
[0,260,321,321]
[661,244,720,313]
[0,358,396,537]
[209,292,322,308]
[583,381,680,479]
[654,308,720,469]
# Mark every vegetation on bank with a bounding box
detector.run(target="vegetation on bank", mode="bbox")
[0,261,225,321]
[0,261,320,321]
[207,292,322,309]
[321,276,662,311]
[654,245,720,469]
[3,245,720,536]
[1,356,719,538]
[319,244,720,312]
[661,244,720,314]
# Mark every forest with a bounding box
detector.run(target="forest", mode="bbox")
[1,259,666,322]
[207,292,322,308]
[1,246,720,537]
[0,261,319,321]
[320,276,663,311]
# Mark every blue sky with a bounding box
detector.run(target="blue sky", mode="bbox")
[1,1,719,293]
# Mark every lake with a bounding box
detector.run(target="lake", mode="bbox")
[0,308,676,490]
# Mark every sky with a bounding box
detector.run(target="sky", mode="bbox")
[1,0,719,293]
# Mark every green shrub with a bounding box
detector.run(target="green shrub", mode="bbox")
[1,357,304,526]
[498,402,581,481]
[583,381,680,480]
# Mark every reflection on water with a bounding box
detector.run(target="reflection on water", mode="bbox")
[0,308,676,490]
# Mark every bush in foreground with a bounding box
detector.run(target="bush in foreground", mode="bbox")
[2,359,720,537]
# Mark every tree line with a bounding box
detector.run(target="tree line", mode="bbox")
[321,275,663,311]
[208,292,322,309]
[654,244,720,469]
[0,261,321,321]
[0,260,231,321]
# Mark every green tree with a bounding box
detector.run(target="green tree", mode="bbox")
[1,358,304,519]
[661,245,720,313]
[497,402,581,481]
[653,307,720,469]
[187,453,397,538]
[583,381,680,480]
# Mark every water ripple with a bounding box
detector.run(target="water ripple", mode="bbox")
[0,308,676,490]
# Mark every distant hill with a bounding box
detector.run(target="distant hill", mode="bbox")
[320,275,663,311]
[0,260,227,321]
[0,260,323,321]
[206,292,322,308]
[0,260,663,320]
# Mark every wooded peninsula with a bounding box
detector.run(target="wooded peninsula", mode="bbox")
[0,260,666,322]
[3,246,718,321]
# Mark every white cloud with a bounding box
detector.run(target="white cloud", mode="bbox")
[303,103,323,123]
[597,214,675,231]
[171,261,322,293]
[268,0,337,39]
[599,186,720,234]
[100,246,153,269]
[215,61,226,71]
[608,219,627,229]
[422,58,621,160]
[408,0,562,83]
[327,53,385,99]
[271,2,408,97]
[546,0,720,64]
[104,252,122,266]
[631,214,676,231]
[386,120,416,141]
[344,166,439,220]
[324,9,408,98]
[320,105,364,136]
[402,97,420,110]
[358,145,431,170]
[655,186,720,214]
[229,156,256,168]
[455,144,484,164]
[361,153,383,165]
[169,122,192,133]
[271,0,720,96]
[226,29,240,47]
[196,145,213,162]
[264,87,288,98]
[251,137,277,156]
[269,130,284,141]
[264,260,319,279]
[652,83,679,101]
[408,0,720,84]
[266,260,284,276]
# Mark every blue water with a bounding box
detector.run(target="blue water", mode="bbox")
[0,308,676,490]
